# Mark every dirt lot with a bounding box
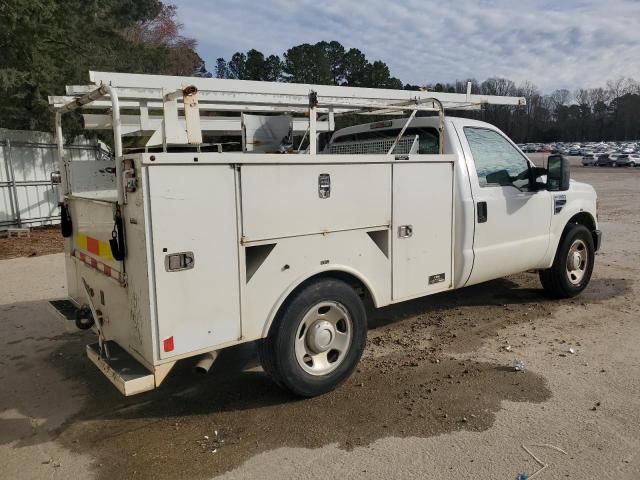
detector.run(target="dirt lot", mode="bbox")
[0,226,63,260]
[1,164,639,480]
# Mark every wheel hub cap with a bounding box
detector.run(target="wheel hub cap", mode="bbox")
[566,239,588,285]
[570,251,582,270]
[307,320,335,353]
[294,301,353,376]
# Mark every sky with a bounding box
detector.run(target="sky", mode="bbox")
[171,0,640,92]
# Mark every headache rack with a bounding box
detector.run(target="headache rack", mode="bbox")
[49,71,525,205]
[328,135,419,155]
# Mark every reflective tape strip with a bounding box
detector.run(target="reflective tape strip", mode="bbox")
[74,250,125,284]
[75,233,114,261]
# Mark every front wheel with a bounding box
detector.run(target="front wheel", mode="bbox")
[259,278,367,397]
[539,224,595,298]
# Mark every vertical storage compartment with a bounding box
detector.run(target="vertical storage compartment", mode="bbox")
[147,165,241,358]
[392,161,454,300]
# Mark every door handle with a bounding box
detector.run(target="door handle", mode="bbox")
[477,201,488,223]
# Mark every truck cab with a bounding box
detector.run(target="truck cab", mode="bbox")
[328,115,601,293]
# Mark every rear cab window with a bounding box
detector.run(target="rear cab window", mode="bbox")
[331,126,440,154]
[464,127,531,190]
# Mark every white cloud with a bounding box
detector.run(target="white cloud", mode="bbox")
[172,0,640,91]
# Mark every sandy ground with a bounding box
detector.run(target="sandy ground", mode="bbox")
[1,162,639,480]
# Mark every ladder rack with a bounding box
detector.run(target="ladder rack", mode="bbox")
[49,71,526,206]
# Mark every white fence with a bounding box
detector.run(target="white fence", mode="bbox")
[0,129,105,228]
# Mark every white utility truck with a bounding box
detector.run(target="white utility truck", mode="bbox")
[48,72,601,397]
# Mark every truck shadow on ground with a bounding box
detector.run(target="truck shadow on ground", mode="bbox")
[369,273,629,330]
[0,274,629,479]
[53,346,552,480]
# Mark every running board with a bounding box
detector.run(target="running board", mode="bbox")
[87,342,155,396]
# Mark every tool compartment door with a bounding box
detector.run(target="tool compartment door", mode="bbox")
[147,165,240,359]
[392,162,454,301]
[240,164,391,241]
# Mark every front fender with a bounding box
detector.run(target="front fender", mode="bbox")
[542,188,598,268]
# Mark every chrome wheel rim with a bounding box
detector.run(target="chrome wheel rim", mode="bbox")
[294,301,353,376]
[566,239,588,285]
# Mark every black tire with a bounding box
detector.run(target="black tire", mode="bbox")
[259,278,367,397]
[539,223,595,298]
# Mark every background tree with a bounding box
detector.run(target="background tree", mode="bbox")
[124,3,201,76]
[214,58,228,79]
[0,0,203,133]
[283,43,333,84]
[3,12,640,144]
[218,42,402,89]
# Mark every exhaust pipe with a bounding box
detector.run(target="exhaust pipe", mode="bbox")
[194,351,219,374]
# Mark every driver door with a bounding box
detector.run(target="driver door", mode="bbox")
[459,126,552,286]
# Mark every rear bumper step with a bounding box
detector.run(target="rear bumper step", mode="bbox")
[87,341,155,396]
[48,298,79,321]
[48,298,84,332]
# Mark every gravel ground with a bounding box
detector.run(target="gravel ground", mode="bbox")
[0,163,639,480]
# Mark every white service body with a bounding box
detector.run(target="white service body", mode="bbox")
[61,116,598,394]
[48,73,599,395]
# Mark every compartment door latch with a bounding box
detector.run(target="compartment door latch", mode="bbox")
[165,251,195,272]
[318,173,331,199]
[398,225,413,238]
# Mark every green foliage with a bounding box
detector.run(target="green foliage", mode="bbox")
[0,0,201,134]
[283,43,333,84]
[218,41,402,88]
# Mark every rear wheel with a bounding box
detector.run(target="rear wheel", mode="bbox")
[539,224,595,298]
[259,278,367,397]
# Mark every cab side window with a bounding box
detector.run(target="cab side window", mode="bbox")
[464,127,531,189]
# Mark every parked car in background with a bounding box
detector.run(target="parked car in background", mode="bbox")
[612,154,636,167]
[582,154,597,166]
[595,153,633,167]
[594,154,613,166]
[629,154,640,166]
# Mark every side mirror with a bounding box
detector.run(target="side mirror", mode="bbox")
[547,155,570,191]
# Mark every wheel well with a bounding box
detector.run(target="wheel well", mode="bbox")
[567,212,595,232]
[266,271,374,337]
[289,271,372,306]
